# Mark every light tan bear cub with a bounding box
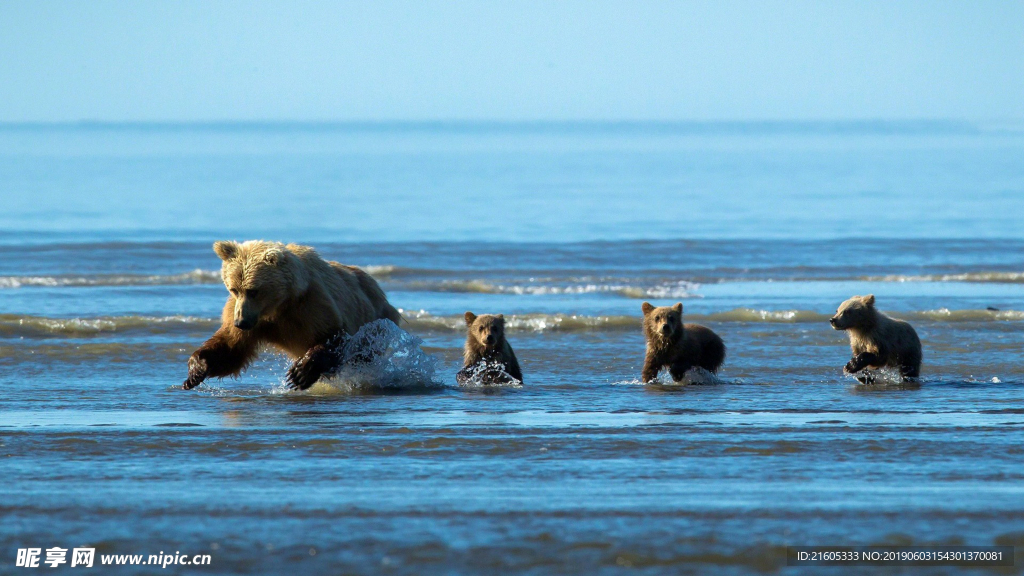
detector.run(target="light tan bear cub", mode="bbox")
[183,240,401,390]
[456,312,523,385]
[830,294,922,382]
[641,302,725,383]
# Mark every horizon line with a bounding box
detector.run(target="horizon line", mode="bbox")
[2,118,1022,134]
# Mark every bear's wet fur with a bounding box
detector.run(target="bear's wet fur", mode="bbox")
[456,312,523,385]
[183,240,401,390]
[641,302,725,383]
[830,294,922,383]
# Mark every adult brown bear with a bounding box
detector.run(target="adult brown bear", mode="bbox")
[183,240,400,390]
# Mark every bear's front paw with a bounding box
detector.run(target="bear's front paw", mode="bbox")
[843,359,860,374]
[183,352,208,390]
[286,349,328,391]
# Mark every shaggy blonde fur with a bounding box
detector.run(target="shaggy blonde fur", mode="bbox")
[641,302,725,383]
[830,294,922,380]
[183,240,401,389]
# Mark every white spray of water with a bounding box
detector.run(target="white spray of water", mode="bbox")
[845,366,912,386]
[456,360,523,388]
[613,367,725,386]
[302,319,442,394]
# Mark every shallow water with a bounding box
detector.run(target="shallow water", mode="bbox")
[2,123,1024,574]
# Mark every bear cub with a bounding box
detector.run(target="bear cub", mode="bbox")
[641,302,725,383]
[830,294,922,382]
[456,312,523,385]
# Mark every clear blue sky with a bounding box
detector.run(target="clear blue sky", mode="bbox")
[1,0,1021,122]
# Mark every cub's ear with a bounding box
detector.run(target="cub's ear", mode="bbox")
[496,314,504,322]
[464,311,477,326]
[641,302,655,316]
[863,294,875,306]
[672,303,683,314]
[213,241,239,261]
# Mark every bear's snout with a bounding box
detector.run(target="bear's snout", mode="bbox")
[485,334,496,345]
[829,316,841,329]
[234,318,256,330]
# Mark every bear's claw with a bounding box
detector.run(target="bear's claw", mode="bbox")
[285,361,311,390]
[286,345,331,390]
[286,334,348,391]
[183,354,208,390]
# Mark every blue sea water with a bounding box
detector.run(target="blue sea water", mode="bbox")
[2,122,1024,574]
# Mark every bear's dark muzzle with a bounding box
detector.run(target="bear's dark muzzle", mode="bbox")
[234,318,256,330]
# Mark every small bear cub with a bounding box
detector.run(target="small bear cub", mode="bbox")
[641,302,726,383]
[456,311,523,385]
[830,294,922,382]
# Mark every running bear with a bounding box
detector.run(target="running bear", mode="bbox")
[183,240,401,390]
[456,312,523,385]
[641,302,726,382]
[830,294,922,382]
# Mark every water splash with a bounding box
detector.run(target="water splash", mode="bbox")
[613,367,724,386]
[845,366,914,386]
[456,360,523,388]
[678,367,725,385]
[308,319,442,394]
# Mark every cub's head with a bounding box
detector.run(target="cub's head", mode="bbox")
[830,294,876,331]
[464,311,506,351]
[641,302,684,343]
[213,240,309,330]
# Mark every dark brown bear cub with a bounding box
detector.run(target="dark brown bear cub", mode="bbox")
[456,312,523,385]
[830,294,922,383]
[641,302,725,383]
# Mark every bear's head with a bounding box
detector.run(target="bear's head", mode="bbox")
[641,302,684,343]
[464,311,506,352]
[830,294,876,331]
[213,240,310,330]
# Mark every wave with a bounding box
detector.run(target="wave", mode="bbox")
[904,308,1024,322]
[859,271,1024,283]
[403,311,641,332]
[701,309,829,323]
[0,265,408,289]
[0,314,217,337]
[361,265,409,277]
[4,307,1024,339]
[5,264,1022,293]
[0,269,222,288]
[398,279,700,298]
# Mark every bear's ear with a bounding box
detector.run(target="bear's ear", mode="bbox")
[464,311,477,326]
[863,294,875,307]
[263,247,285,266]
[213,241,239,261]
[672,303,683,314]
[496,314,504,322]
[641,302,655,316]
